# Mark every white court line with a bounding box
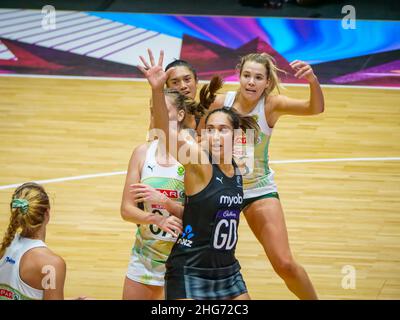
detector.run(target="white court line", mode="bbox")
[271,157,400,164]
[0,171,126,190]
[0,157,399,191]
[0,73,399,90]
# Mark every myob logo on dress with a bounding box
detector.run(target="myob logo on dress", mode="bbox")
[219,194,243,207]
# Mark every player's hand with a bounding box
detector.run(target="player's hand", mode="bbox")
[129,183,168,205]
[154,214,183,237]
[137,49,175,90]
[290,60,317,83]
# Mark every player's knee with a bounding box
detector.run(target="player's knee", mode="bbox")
[273,258,299,279]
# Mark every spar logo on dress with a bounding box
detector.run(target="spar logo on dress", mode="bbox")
[177,225,195,248]
[156,189,179,199]
[0,288,20,300]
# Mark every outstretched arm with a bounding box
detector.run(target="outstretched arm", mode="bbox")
[272,60,324,118]
[138,50,205,166]
[138,50,213,197]
[147,98,155,141]
[138,50,173,153]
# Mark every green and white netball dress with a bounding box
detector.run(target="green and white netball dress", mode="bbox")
[127,140,185,286]
[0,234,47,300]
[224,91,279,202]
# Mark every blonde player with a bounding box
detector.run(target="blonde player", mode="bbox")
[0,183,70,300]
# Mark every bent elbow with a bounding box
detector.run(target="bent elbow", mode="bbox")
[120,205,129,221]
[314,103,324,115]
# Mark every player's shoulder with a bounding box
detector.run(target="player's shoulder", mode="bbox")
[266,94,287,111]
[132,141,152,158]
[24,247,66,271]
[211,93,227,110]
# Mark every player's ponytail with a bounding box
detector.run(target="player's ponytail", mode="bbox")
[199,75,224,115]
[0,182,49,259]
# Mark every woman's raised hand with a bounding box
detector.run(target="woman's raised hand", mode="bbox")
[290,60,317,83]
[137,49,175,90]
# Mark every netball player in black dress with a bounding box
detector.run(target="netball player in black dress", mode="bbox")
[138,49,259,300]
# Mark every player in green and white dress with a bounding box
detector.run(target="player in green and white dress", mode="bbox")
[121,138,186,300]
[120,84,198,299]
